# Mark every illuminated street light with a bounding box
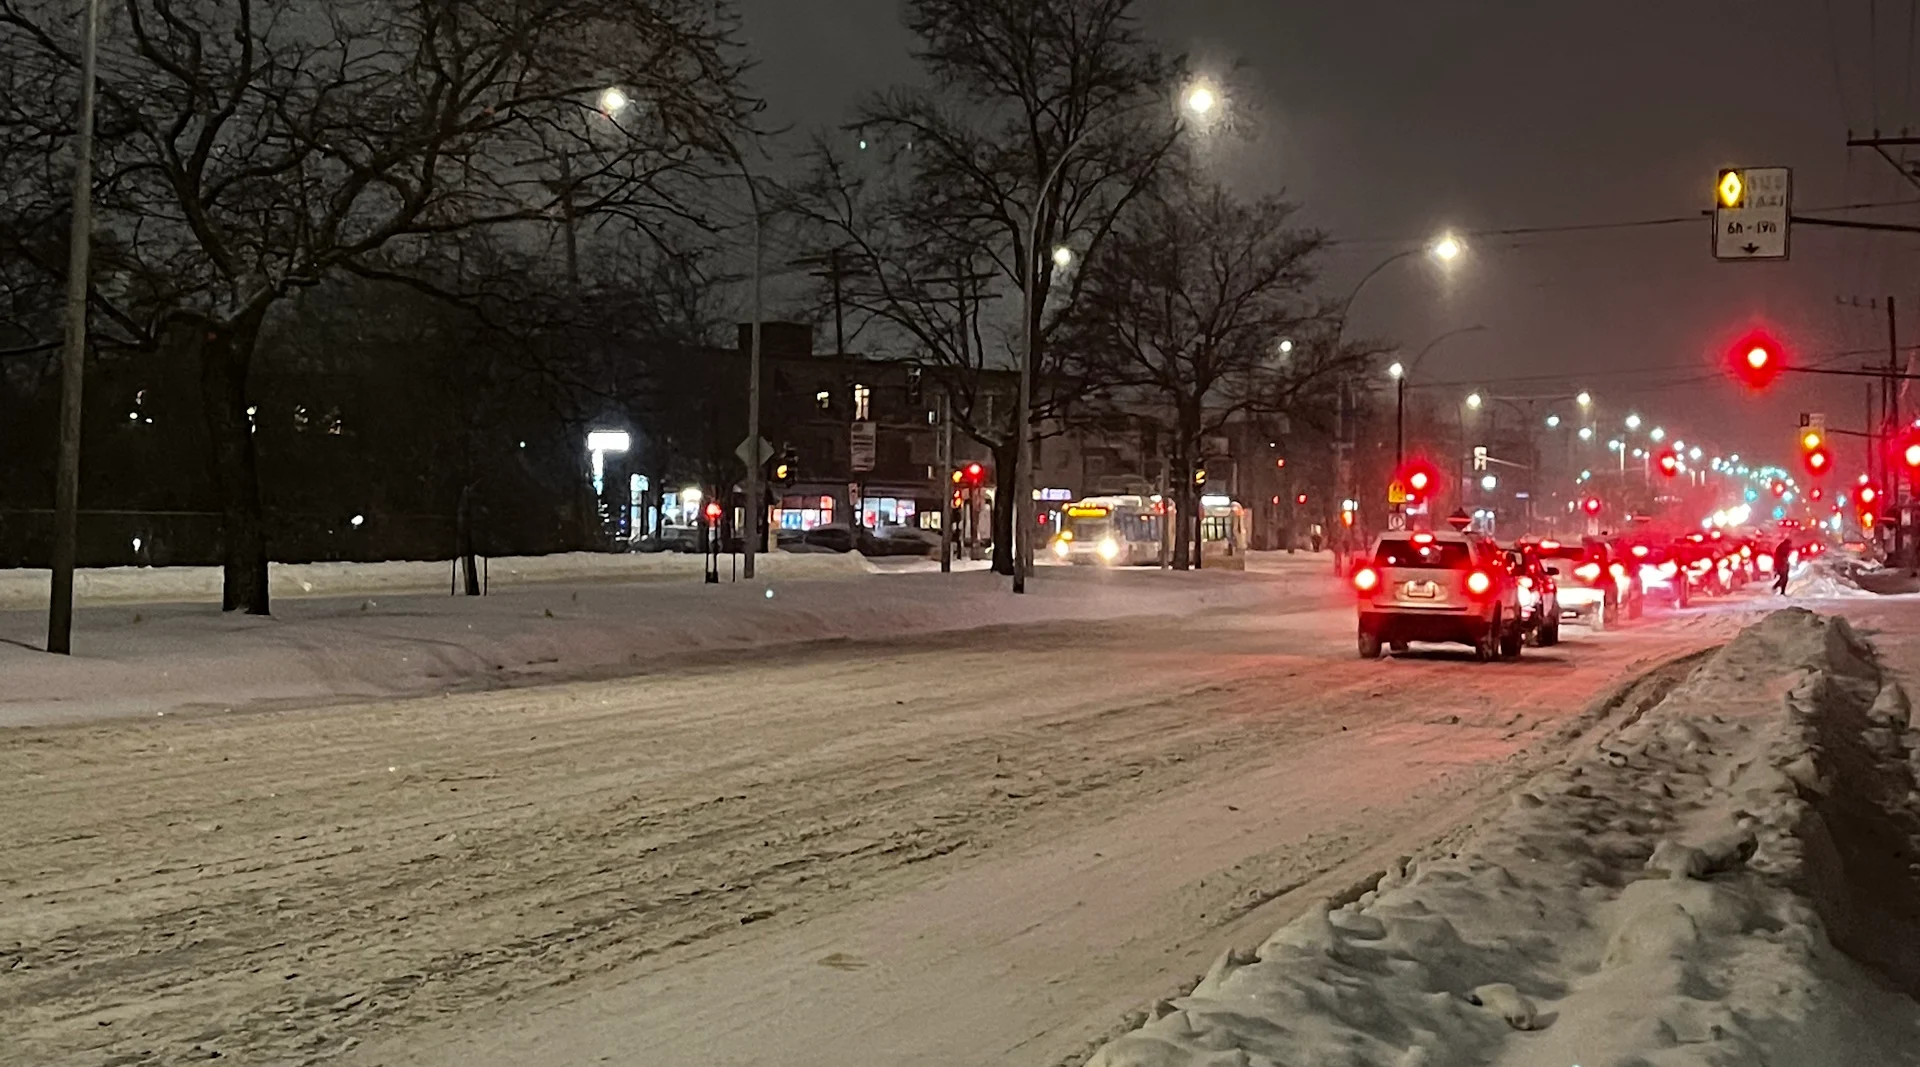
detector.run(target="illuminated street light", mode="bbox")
[1576,391,1592,408]
[1387,361,1405,379]
[1545,414,1561,428]
[1183,82,1220,117]
[1625,414,1642,431]
[1578,426,1594,441]
[599,87,629,114]
[1480,474,1498,491]
[1431,234,1464,262]
[1465,392,1483,410]
[1689,447,1703,461]
[1649,426,1666,442]
[1608,439,1624,451]
[1277,338,1294,355]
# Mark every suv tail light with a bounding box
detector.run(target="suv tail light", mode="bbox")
[1465,571,1493,595]
[1574,562,1602,582]
[1353,566,1381,593]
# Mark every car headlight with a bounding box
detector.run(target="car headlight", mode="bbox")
[1097,538,1120,561]
[1052,539,1071,558]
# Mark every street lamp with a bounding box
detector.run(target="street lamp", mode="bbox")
[1392,324,1485,467]
[1576,391,1592,408]
[1431,234,1464,262]
[1649,426,1666,442]
[1012,81,1221,593]
[1466,392,1484,410]
[1625,414,1642,431]
[1579,426,1594,441]
[1184,82,1220,117]
[1545,414,1561,428]
[605,86,768,578]
[1051,246,1075,269]
[1277,338,1294,355]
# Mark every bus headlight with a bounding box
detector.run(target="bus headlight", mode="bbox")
[1097,538,1120,561]
[1052,539,1071,558]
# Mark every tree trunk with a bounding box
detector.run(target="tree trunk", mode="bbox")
[197,308,271,615]
[456,484,480,596]
[990,440,1016,575]
[1171,449,1193,571]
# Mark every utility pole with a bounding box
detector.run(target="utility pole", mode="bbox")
[939,391,953,573]
[47,0,103,657]
[794,249,867,356]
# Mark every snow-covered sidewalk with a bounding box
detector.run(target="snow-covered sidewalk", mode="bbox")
[1087,608,1920,1067]
[0,564,1332,727]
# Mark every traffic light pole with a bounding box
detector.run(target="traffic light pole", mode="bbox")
[939,393,953,574]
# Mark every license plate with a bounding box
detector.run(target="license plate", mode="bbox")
[1403,581,1438,599]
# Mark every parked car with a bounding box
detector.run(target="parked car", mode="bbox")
[634,525,701,554]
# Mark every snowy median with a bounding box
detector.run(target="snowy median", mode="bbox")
[0,550,877,610]
[0,564,1326,726]
[1086,608,1920,1067]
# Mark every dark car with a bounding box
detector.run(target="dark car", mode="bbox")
[1506,543,1562,646]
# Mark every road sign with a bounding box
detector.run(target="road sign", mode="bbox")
[1387,480,1408,505]
[1713,166,1790,260]
[1386,510,1408,531]
[850,421,877,472]
[735,436,774,468]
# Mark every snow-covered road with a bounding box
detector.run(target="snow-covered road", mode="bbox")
[0,580,1749,1067]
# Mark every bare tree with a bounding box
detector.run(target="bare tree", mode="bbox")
[1062,181,1361,567]
[784,0,1182,574]
[0,0,754,612]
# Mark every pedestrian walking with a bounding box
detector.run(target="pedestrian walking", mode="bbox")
[1772,536,1793,595]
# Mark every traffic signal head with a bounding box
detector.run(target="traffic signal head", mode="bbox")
[1582,496,1603,516]
[1656,449,1679,477]
[1771,479,1787,497]
[1861,485,1879,505]
[1906,442,1920,470]
[1805,445,1831,476]
[1295,493,1309,506]
[1811,487,1824,501]
[953,462,987,488]
[1801,430,1823,451]
[703,501,722,522]
[1730,330,1783,389]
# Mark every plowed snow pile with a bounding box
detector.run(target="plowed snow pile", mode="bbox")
[1088,609,1920,1067]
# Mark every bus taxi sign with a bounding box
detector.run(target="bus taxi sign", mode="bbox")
[1065,505,1109,518]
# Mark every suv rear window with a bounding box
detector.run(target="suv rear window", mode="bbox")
[1374,539,1472,569]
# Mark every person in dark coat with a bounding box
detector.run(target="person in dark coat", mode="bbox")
[1772,536,1793,594]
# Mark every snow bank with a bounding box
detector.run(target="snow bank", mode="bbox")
[0,549,871,609]
[1085,608,1920,1067]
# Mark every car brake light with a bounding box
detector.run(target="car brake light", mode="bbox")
[1631,545,1649,558]
[1539,539,1561,549]
[1756,553,1773,572]
[1412,533,1434,544]
[1608,562,1626,579]
[1740,546,1752,559]
[1659,561,1678,578]
[1465,571,1493,595]
[1575,562,1602,582]
[1353,567,1380,593]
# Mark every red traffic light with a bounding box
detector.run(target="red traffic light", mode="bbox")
[1729,329,1784,389]
[1295,493,1309,505]
[1804,445,1831,475]
[1906,442,1920,470]
[1861,485,1879,505]
[1582,496,1603,515]
[952,462,989,487]
[1656,448,1679,477]
[1771,479,1787,497]
[703,501,723,521]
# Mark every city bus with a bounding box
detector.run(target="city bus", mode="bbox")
[1050,496,1164,566]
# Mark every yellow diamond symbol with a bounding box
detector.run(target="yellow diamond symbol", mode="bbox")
[1718,170,1744,208]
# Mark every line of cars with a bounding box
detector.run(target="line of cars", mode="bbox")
[1350,524,1810,661]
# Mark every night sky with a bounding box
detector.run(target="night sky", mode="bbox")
[736,0,1920,475]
